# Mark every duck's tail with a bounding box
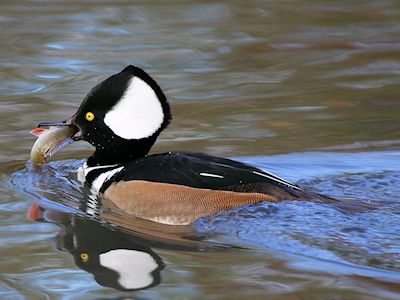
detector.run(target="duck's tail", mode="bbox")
[286,187,378,214]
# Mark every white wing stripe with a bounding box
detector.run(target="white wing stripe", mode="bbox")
[253,171,302,190]
[199,172,224,178]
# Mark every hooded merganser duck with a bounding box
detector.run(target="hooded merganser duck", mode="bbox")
[33,65,335,225]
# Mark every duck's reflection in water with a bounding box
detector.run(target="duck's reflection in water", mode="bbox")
[28,202,165,290]
[27,202,227,291]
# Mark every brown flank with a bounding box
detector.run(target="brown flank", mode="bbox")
[104,180,277,225]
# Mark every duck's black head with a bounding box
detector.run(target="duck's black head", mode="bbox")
[38,66,171,166]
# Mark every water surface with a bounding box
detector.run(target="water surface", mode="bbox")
[1,0,400,299]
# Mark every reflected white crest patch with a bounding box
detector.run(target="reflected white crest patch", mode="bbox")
[99,249,158,290]
[104,76,164,139]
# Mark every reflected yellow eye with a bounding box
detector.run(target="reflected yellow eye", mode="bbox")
[80,253,89,262]
[85,112,95,121]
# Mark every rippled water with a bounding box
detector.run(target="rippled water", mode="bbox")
[1,1,400,299]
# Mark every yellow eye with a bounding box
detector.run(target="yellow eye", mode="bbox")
[80,253,89,262]
[85,112,95,121]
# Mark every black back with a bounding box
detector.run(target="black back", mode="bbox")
[100,152,304,198]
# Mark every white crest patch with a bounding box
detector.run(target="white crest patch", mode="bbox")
[104,76,164,140]
[99,249,158,290]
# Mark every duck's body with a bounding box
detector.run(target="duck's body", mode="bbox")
[35,65,334,225]
[79,151,330,225]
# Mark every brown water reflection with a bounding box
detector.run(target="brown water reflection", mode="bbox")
[1,0,400,299]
